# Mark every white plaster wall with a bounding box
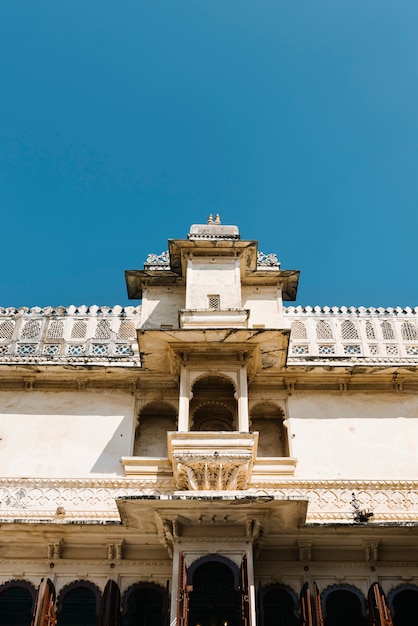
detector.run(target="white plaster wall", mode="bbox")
[185,258,241,309]
[242,287,285,328]
[0,390,136,477]
[140,287,185,329]
[288,392,418,479]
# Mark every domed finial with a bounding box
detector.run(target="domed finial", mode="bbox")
[214,213,221,225]
[207,214,214,224]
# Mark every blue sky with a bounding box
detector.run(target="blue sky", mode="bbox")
[1,1,417,308]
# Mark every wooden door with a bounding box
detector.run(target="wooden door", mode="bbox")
[178,552,191,626]
[368,583,393,626]
[31,578,56,626]
[98,580,121,626]
[312,583,324,626]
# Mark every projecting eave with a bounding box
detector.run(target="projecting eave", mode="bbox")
[137,328,290,375]
[116,495,308,535]
[125,269,184,299]
[242,269,300,301]
[168,238,259,278]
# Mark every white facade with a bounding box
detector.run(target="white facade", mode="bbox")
[0,219,417,626]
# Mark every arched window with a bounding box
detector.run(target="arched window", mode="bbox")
[57,580,100,626]
[381,321,395,340]
[250,402,288,457]
[365,321,376,339]
[259,584,298,626]
[401,321,418,341]
[134,401,177,457]
[190,375,237,431]
[187,557,240,626]
[341,320,359,340]
[291,321,307,339]
[316,320,333,340]
[0,580,35,626]
[122,583,167,626]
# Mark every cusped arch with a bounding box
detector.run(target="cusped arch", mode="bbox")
[134,400,178,457]
[259,582,299,620]
[190,374,237,431]
[0,579,36,625]
[187,554,240,589]
[191,400,235,431]
[56,579,101,616]
[0,578,36,599]
[321,583,367,618]
[121,581,167,615]
[387,583,418,620]
[250,401,288,457]
[191,372,237,395]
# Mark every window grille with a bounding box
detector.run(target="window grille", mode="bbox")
[341,320,359,340]
[401,321,418,341]
[208,295,220,310]
[117,321,136,339]
[21,320,41,340]
[95,319,111,339]
[381,321,394,340]
[71,321,87,339]
[0,320,14,340]
[47,321,64,339]
[316,320,333,340]
[365,321,376,339]
[291,321,307,339]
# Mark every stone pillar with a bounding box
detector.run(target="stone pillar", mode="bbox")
[170,547,181,626]
[178,367,190,431]
[246,547,257,626]
[237,366,249,432]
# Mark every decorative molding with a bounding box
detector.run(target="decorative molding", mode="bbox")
[0,478,417,524]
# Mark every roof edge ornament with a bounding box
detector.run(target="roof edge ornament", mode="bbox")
[144,251,170,270]
[257,251,281,269]
[188,216,240,240]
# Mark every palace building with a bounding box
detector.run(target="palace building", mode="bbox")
[0,218,417,625]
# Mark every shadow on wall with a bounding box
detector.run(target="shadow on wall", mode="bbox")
[90,413,133,474]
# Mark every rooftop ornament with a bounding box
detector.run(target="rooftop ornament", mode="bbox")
[207,213,221,225]
[257,252,281,268]
[144,251,170,270]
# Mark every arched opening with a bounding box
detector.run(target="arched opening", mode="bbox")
[188,559,239,626]
[250,403,288,457]
[391,588,418,626]
[134,401,177,457]
[260,585,298,626]
[0,582,34,626]
[122,584,166,626]
[57,582,100,626]
[190,375,237,431]
[324,589,366,626]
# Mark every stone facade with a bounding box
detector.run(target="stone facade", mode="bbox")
[0,219,417,625]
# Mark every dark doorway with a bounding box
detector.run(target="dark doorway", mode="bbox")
[188,561,239,626]
[122,587,165,626]
[324,590,366,626]
[392,589,418,626]
[261,586,298,626]
[57,586,98,626]
[0,585,33,626]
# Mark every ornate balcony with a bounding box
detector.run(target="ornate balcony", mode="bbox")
[167,432,258,491]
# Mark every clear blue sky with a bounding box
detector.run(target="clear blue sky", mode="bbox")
[1,1,417,308]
